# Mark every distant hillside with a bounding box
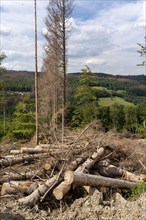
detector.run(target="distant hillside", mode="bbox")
[1,70,146,101]
[69,72,146,82]
[67,72,146,106]
[1,70,35,80]
[2,70,146,82]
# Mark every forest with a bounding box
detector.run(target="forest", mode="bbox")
[0,67,146,141]
[0,0,145,142]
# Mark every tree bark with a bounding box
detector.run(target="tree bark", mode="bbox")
[64,171,136,189]
[18,157,84,207]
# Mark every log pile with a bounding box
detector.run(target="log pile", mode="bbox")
[0,129,146,210]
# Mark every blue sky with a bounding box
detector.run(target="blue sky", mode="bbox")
[0,0,145,75]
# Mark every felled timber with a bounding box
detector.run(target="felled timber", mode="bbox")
[18,157,84,207]
[53,147,105,200]
[0,169,46,184]
[53,181,71,200]
[97,160,144,182]
[0,153,49,168]
[76,147,105,173]
[21,147,49,154]
[1,181,33,196]
[123,170,145,182]
[64,171,136,189]
[10,150,21,155]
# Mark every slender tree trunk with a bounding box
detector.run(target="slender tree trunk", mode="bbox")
[34,0,39,144]
[2,87,6,134]
[62,0,66,144]
[3,102,6,134]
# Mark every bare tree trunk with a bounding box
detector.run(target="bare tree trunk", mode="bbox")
[3,101,6,134]
[34,0,39,145]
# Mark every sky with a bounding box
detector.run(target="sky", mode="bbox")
[0,0,146,75]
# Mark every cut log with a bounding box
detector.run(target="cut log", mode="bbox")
[1,181,32,196]
[26,182,40,195]
[76,147,105,173]
[53,147,105,200]
[97,160,123,178]
[0,169,46,184]
[64,171,136,189]
[10,150,21,155]
[97,160,144,182]
[19,174,62,206]
[123,170,145,182]
[0,153,49,168]
[21,147,49,154]
[53,181,71,200]
[18,157,84,207]
[43,162,52,171]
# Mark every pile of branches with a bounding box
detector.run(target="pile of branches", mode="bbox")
[0,125,146,210]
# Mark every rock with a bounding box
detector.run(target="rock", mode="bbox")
[114,193,126,204]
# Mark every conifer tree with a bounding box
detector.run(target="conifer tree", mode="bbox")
[137,37,146,66]
[39,0,74,140]
[72,66,98,126]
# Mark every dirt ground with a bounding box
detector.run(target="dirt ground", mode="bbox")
[0,129,146,220]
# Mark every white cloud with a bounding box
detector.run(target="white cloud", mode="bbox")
[85,58,105,65]
[1,0,48,71]
[68,0,145,75]
[1,0,145,75]
[0,24,11,35]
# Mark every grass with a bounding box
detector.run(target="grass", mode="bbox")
[93,86,126,94]
[129,182,146,200]
[98,97,134,106]
[93,86,112,92]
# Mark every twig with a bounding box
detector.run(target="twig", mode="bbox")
[74,120,96,143]
[139,160,146,170]
[0,195,18,198]
[30,167,44,181]
[64,120,96,159]
[101,152,113,160]
[50,161,58,178]
[40,161,66,202]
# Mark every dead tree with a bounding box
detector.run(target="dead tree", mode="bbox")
[34,0,39,144]
[39,0,74,141]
